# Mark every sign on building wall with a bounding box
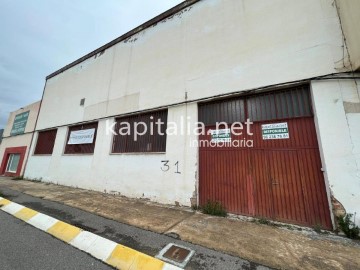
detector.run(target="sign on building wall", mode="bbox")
[10,111,30,136]
[262,122,289,140]
[68,128,95,144]
[210,129,231,142]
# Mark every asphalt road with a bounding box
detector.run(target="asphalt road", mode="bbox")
[0,210,113,270]
[0,187,271,270]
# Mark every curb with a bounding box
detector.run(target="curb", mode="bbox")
[0,197,181,270]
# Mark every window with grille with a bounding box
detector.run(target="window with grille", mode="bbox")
[64,122,98,154]
[112,110,167,153]
[34,129,57,155]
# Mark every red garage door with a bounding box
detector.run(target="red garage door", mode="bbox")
[198,85,332,229]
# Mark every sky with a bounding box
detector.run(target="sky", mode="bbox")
[0,0,183,129]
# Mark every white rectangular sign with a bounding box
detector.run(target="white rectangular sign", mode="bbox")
[68,128,95,145]
[262,122,289,140]
[210,129,231,143]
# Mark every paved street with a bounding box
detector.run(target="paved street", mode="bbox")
[0,210,112,270]
[0,187,270,270]
[1,178,360,270]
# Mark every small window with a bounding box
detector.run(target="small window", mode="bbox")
[6,154,20,173]
[64,122,98,154]
[34,129,57,155]
[112,110,167,153]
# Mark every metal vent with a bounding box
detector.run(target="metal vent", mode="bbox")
[80,98,85,106]
[156,243,194,268]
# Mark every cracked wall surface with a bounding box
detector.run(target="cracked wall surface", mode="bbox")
[336,0,360,70]
[312,79,360,226]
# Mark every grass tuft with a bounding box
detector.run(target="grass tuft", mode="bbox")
[201,200,227,217]
[337,214,360,239]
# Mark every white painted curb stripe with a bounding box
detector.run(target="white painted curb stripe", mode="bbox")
[70,231,118,261]
[163,263,184,270]
[27,213,59,231]
[1,202,24,215]
[70,231,98,252]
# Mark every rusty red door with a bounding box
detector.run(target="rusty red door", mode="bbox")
[267,150,307,225]
[198,86,332,229]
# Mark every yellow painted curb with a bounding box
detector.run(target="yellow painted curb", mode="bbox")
[0,198,182,270]
[47,221,82,243]
[106,244,165,270]
[14,207,39,222]
[0,198,11,207]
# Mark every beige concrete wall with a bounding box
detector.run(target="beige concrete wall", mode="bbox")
[0,133,33,175]
[0,100,40,175]
[2,101,41,137]
[336,0,360,70]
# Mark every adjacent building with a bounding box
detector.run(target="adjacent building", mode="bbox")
[0,101,41,177]
[24,0,360,229]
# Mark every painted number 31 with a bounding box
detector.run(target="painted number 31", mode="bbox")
[161,160,181,174]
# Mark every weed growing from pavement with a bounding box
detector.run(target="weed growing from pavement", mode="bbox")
[337,214,360,239]
[12,176,24,181]
[252,218,308,232]
[191,204,201,211]
[201,201,227,217]
[313,224,323,234]
[258,218,271,225]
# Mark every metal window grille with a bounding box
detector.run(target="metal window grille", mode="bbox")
[112,110,167,153]
[34,129,58,155]
[64,122,98,154]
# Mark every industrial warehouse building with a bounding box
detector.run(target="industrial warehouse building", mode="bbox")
[24,0,360,229]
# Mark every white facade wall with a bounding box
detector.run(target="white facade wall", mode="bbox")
[36,0,345,130]
[312,79,360,225]
[24,0,360,221]
[26,104,198,205]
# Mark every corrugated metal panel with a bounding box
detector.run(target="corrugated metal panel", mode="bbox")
[112,110,167,153]
[199,85,332,229]
[199,85,312,124]
[199,99,245,126]
[267,150,307,225]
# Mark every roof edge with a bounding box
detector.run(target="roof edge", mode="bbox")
[46,0,201,80]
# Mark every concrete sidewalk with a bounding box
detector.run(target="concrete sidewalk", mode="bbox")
[0,177,359,270]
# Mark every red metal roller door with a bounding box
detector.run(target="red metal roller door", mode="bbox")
[198,86,332,229]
